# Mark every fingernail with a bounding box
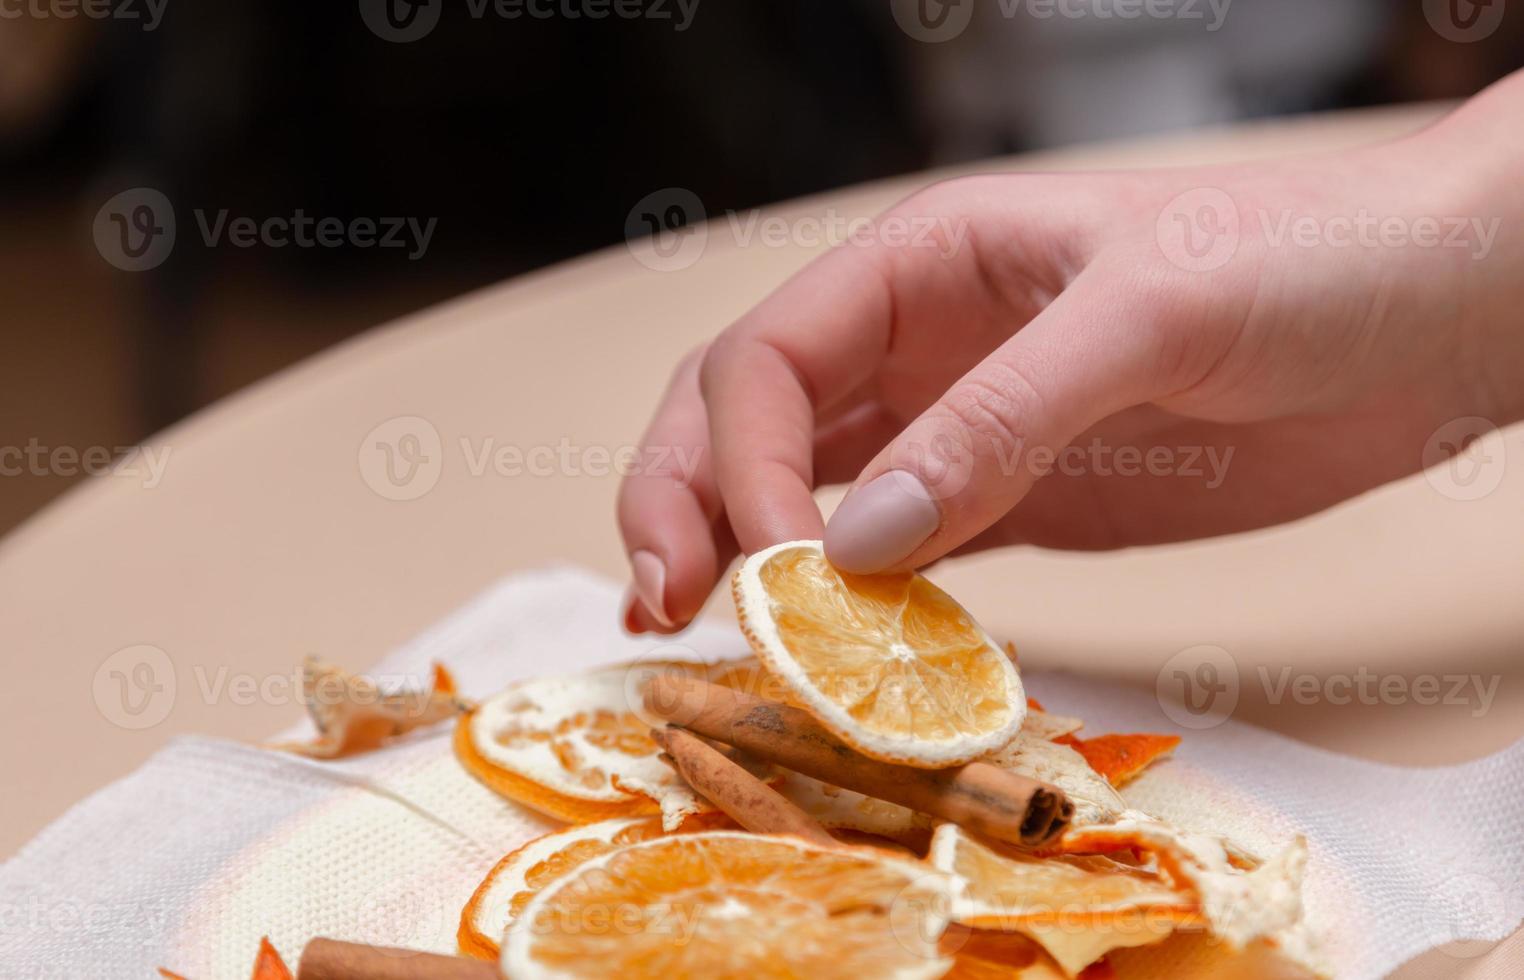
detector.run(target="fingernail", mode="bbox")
[824,470,941,573]
[630,549,674,627]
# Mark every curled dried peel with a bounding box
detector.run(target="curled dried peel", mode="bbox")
[1055,733,1181,788]
[1058,818,1318,971]
[502,831,958,980]
[733,540,1025,768]
[276,659,470,759]
[457,658,767,823]
[931,825,1196,976]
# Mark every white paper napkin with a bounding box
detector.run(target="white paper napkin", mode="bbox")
[0,567,1519,979]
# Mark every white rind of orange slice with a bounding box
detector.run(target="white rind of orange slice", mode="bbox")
[458,817,660,960]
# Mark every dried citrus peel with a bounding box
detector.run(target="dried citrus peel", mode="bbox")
[1057,818,1319,971]
[1054,733,1181,788]
[274,659,469,759]
[931,825,1197,975]
[159,936,292,980]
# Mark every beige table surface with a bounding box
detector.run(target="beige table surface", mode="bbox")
[3,102,1521,976]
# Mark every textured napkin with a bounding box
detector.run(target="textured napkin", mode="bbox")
[0,567,1520,979]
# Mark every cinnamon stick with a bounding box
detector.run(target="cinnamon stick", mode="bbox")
[651,726,836,846]
[297,939,497,980]
[645,676,1072,847]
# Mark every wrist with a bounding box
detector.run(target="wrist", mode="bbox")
[1396,75,1524,424]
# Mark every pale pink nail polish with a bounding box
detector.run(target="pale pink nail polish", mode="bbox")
[824,470,941,573]
[630,549,674,627]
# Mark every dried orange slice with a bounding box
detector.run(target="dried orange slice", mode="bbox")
[733,540,1025,767]
[1054,733,1180,788]
[459,817,667,960]
[931,825,1196,974]
[501,830,958,979]
[457,658,766,825]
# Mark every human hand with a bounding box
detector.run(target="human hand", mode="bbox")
[617,71,1524,634]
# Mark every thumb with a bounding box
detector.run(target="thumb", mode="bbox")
[823,274,1197,572]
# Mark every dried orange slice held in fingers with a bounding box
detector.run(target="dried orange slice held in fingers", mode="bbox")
[502,831,959,979]
[733,540,1025,767]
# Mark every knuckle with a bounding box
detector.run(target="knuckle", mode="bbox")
[695,336,735,402]
[939,362,1043,456]
[1104,254,1227,390]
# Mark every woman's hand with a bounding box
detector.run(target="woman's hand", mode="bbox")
[617,71,1524,634]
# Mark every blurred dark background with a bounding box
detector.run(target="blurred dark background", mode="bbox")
[2,0,1521,534]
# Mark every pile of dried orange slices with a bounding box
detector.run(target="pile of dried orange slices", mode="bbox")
[453,541,1323,979]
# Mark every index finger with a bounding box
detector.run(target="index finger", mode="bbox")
[697,241,897,553]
